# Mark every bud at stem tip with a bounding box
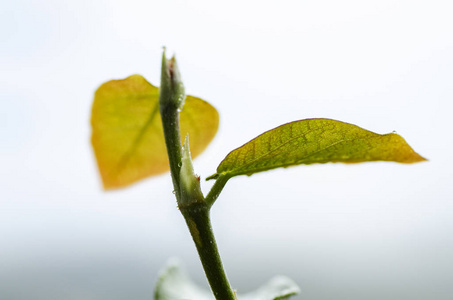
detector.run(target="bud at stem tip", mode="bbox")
[159,50,185,110]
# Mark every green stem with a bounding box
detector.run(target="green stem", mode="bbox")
[159,106,183,201]
[180,203,237,300]
[158,52,235,300]
[205,174,230,208]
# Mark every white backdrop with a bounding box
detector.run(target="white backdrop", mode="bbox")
[1,1,452,299]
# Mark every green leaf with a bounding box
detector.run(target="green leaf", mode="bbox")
[208,118,426,180]
[154,259,300,300]
[91,74,219,189]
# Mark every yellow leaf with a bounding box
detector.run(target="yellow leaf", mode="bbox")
[91,75,218,189]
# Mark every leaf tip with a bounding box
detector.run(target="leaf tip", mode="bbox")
[407,152,428,163]
[388,133,427,164]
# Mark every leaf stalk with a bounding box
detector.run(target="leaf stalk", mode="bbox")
[206,174,231,208]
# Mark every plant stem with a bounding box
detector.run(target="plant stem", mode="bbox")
[158,52,185,202]
[159,106,183,201]
[159,52,236,300]
[205,174,230,208]
[180,203,237,300]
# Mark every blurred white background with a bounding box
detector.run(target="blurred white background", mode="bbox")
[1,0,452,299]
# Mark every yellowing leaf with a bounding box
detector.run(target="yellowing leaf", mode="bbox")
[208,118,426,180]
[91,74,218,189]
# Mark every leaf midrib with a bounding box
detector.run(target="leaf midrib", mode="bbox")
[114,102,161,174]
[221,131,368,177]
